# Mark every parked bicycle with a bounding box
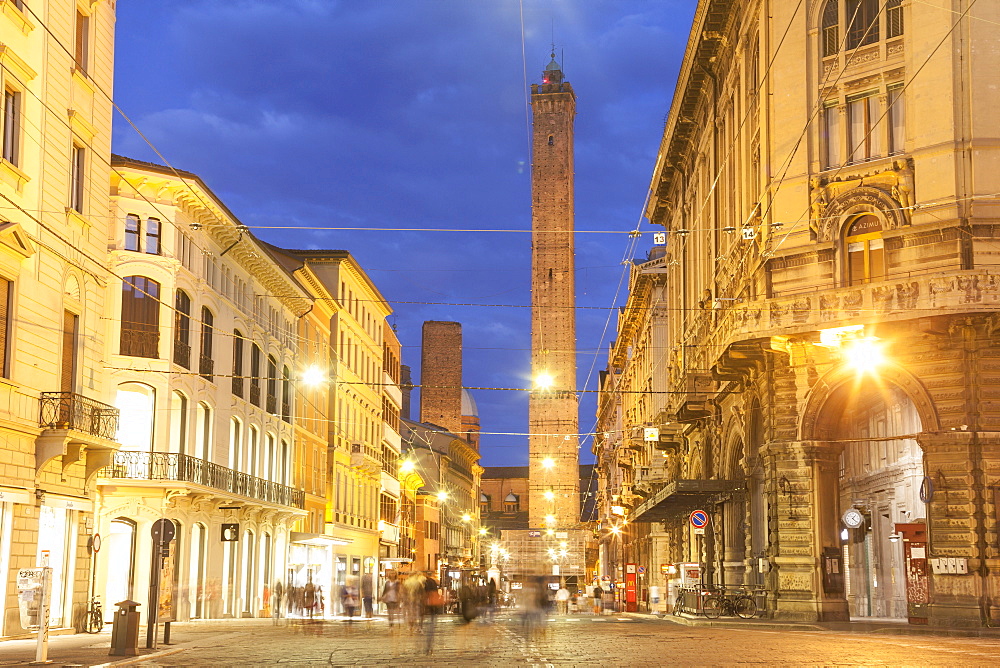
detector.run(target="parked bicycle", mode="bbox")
[702,589,757,619]
[86,595,104,633]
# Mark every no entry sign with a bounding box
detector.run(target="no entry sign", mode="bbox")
[689,510,709,529]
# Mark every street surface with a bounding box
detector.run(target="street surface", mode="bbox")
[2,614,1000,666]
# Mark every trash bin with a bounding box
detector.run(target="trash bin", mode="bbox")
[109,599,141,656]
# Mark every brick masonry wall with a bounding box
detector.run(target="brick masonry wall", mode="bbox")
[420,321,463,437]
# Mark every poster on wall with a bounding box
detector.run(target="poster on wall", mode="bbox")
[158,541,176,623]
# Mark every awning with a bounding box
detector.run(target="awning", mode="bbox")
[629,479,743,523]
[289,532,351,547]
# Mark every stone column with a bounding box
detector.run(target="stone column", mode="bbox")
[765,440,849,621]
[918,431,1000,627]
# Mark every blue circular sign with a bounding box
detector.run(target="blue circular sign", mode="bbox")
[690,510,709,529]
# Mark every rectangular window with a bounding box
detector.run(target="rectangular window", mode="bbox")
[74,10,89,74]
[886,0,903,39]
[145,218,161,254]
[70,145,85,213]
[822,104,842,169]
[232,331,244,397]
[848,94,880,163]
[124,215,140,251]
[120,276,160,358]
[846,0,879,50]
[888,86,905,154]
[3,89,20,166]
[0,277,9,377]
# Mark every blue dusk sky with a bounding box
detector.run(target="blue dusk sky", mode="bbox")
[112,0,695,466]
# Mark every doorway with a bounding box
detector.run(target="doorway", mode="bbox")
[832,382,923,619]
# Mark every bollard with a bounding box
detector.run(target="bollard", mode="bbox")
[108,600,141,657]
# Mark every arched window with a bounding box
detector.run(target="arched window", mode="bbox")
[232,330,244,397]
[281,365,292,423]
[120,276,159,358]
[503,493,519,513]
[266,355,278,414]
[845,214,885,285]
[105,518,137,612]
[821,0,839,56]
[115,382,155,452]
[250,344,262,406]
[199,307,214,381]
[480,493,490,514]
[229,417,242,471]
[823,0,900,57]
[195,402,212,461]
[189,523,207,618]
[169,391,188,454]
[173,290,191,368]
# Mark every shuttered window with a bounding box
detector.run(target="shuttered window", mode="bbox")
[0,277,9,377]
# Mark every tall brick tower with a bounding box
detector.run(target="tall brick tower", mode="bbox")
[420,321,464,437]
[528,53,579,529]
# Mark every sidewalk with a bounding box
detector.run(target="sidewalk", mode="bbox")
[625,609,1000,638]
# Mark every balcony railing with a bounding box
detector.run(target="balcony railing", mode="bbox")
[232,375,244,398]
[281,401,291,423]
[173,339,191,369]
[101,451,304,509]
[249,383,261,407]
[266,394,277,414]
[39,392,119,441]
[120,329,159,358]
[199,355,214,381]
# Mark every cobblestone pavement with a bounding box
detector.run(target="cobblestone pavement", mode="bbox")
[4,614,1000,666]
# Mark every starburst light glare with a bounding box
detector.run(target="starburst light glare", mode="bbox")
[399,460,415,474]
[610,525,621,535]
[844,337,885,374]
[546,528,555,536]
[543,490,555,500]
[301,365,326,386]
[437,490,449,501]
[544,514,556,525]
[541,457,555,469]
[534,371,554,390]
[461,513,471,522]
[479,527,488,535]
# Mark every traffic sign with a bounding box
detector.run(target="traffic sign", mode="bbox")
[637,566,646,574]
[151,518,176,544]
[689,510,709,529]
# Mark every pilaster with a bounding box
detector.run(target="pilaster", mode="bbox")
[918,431,1000,627]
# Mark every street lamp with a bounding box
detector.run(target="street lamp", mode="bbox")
[534,372,554,391]
[844,337,885,374]
[301,365,326,386]
[541,457,555,470]
[543,490,555,501]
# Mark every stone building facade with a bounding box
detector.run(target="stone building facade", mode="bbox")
[0,0,119,636]
[99,156,308,622]
[598,0,1000,627]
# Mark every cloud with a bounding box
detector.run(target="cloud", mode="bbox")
[112,0,694,466]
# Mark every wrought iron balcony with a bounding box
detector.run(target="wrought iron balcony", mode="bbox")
[249,383,261,407]
[120,329,159,359]
[101,451,305,509]
[232,375,244,398]
[173,339,191,369]
[39,392,119,441]
[266,394,277,414]
[199,354,214,381]
[282,401,291,423]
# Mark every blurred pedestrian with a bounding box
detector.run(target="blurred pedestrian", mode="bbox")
[592,583,603,615]
[555,585,570,614]
[382,571,400,627]
[272,580,284,624]
[341,577,358,622]
[422,573,443,654]
[402,571,426,633]
[361,571,374,618]
[649,584,661,614]
[304,578,316,619]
